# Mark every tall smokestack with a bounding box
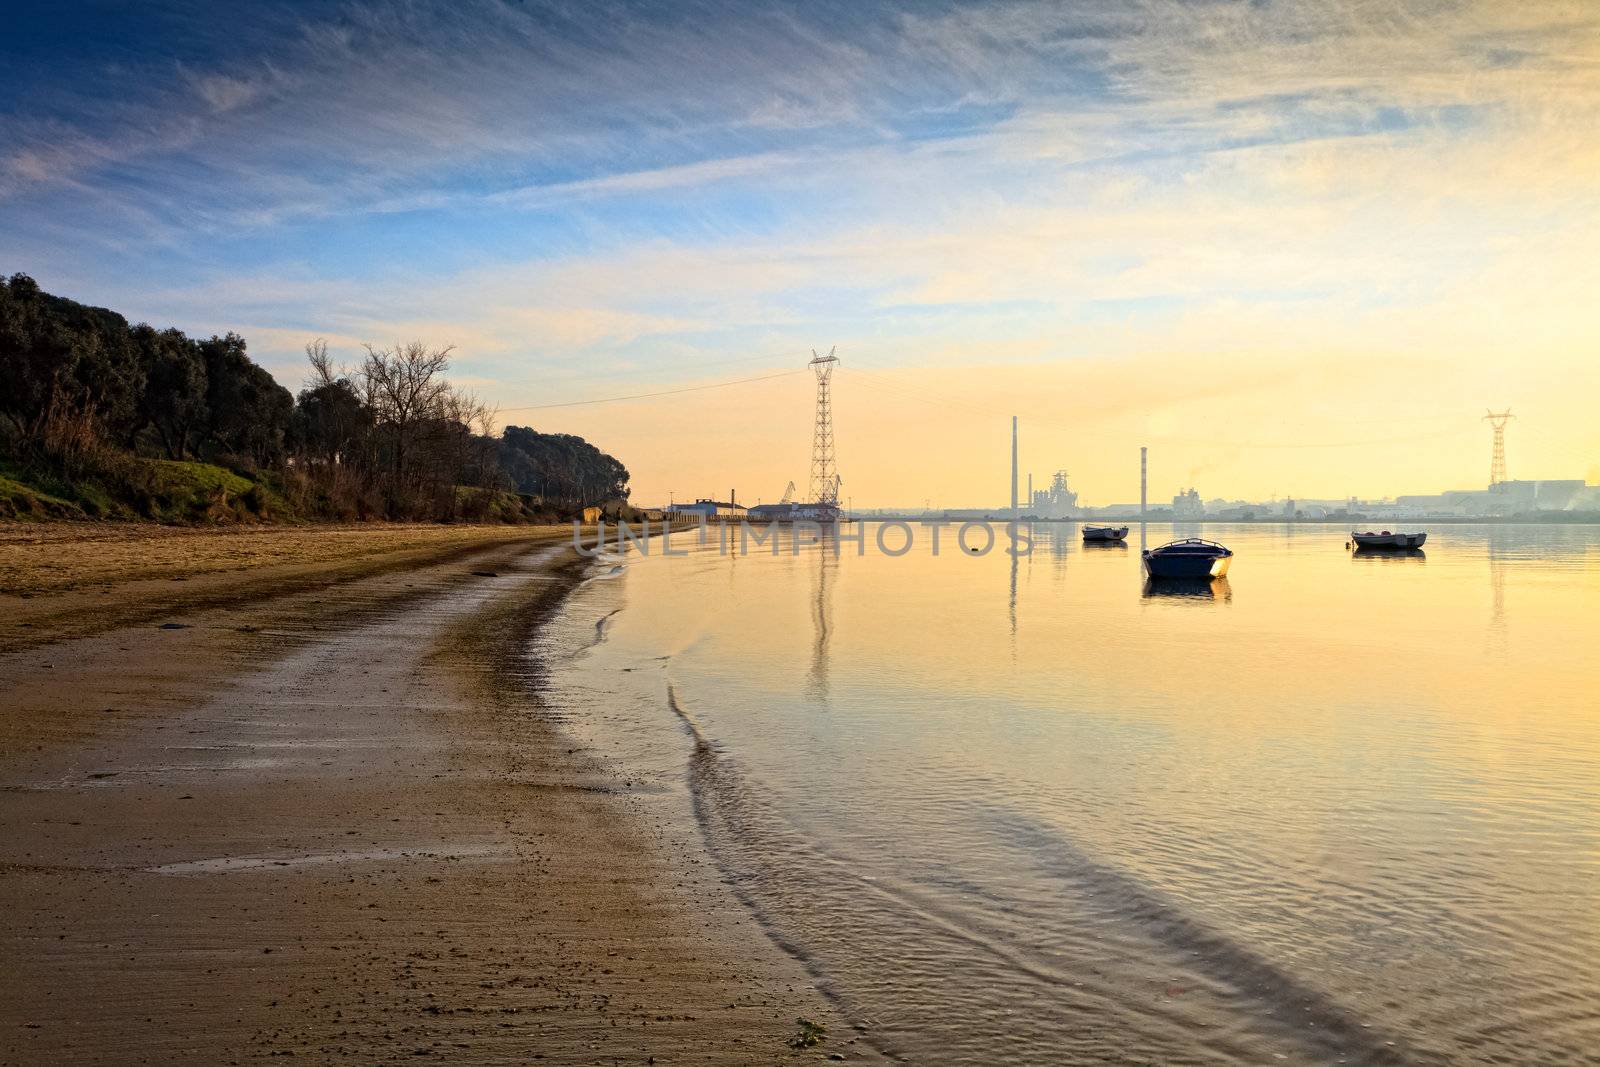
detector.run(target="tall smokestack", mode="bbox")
[1140,446,1147,519]
[1011,416,1019,518]
[1028,472,1033,512]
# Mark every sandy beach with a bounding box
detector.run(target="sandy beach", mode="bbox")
[0,523,870,1064]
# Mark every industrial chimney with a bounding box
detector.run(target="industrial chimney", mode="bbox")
[1011,416,1019,519]
[1140,446,1148,520]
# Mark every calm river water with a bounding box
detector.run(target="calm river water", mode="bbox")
[539,522,1600,1065]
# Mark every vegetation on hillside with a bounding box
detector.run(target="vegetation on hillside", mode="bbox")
[0,273,629,523]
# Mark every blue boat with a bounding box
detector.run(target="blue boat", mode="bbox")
[1142,538,1233,579]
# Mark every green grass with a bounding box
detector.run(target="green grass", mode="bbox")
[0,455,586,526]
[0,471,86,521]
[0,456,294,524]
[117,457,299,522]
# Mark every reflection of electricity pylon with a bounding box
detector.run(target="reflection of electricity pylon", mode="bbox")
[809,348,839,506]
[807,533,835,701]
[1486,532,1509,659]
[1485,409,1513,489]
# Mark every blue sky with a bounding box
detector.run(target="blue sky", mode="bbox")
[4,0,1598,504]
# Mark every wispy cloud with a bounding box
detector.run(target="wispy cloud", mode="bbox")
[2,0,1597,500]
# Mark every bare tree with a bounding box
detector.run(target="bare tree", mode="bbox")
[304,338,336,389]
[360,341,455,497]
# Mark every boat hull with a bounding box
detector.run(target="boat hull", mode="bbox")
[1082,525,1128,542]
[1351,532,1427,549]
[1144,553,1231,579]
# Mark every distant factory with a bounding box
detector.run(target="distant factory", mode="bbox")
[658,387,1598,526]
[747,502,843,522]
[667,496,746,520]
[1071,478,1598,522]
[1028,471,1079,519]
[1391,479,1591,517]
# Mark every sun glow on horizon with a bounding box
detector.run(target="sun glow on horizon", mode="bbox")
[3,0,1597,504]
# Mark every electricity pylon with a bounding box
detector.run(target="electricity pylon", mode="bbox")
[809,348,839,506]
[1484,409,1513,489]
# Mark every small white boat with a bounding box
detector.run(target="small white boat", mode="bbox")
[1350,530,1427,549]
[1082,525,1129,543]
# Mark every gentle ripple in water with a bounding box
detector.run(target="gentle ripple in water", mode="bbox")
[539,522,1600,1065]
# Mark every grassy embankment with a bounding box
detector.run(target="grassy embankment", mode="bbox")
[0,456,547,525]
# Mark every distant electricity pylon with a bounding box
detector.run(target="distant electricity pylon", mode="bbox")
[809,347,840,506]
[1485,409,1514,489]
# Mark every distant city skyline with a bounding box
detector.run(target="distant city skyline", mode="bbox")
[656,404,1597,515]
[837,458,1597,515]
[4,1,1598,504]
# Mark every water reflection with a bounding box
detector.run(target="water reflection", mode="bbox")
[1487,529,1510,656]
[1049,525,1070,563]
[1142,575,1233,601]
[807,530,835,700]
[554,522,1600,1066]
[1350,546,1427,561]
[1008,532,1019,640]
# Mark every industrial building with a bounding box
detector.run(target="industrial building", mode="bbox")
[1395,479,1586,517]
[1028,471,1079,519]
[747,502,839,522]
[667,497,747,520]
[1171,488,1204,519]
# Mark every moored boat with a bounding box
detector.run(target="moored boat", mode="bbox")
[1082,524,1129,542]
[1350,530,1427,549]
[1143,538,1233,579]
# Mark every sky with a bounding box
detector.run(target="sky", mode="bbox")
[4,0,1598,508]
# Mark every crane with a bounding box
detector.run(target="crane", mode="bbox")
[779,480,796,505]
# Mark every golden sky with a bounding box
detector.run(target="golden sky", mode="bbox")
[5,0,1597,505]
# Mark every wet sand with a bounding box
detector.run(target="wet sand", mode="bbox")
[0,525,870,1064]
[0,523,568,656]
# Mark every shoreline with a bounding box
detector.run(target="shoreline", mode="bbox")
[0,522,583,655]
[0,526,868,1063]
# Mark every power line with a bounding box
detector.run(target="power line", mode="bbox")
[497,367,806,411]
[846,365,1478,451]
[493,347,799,389]
[1513,422,1598,471]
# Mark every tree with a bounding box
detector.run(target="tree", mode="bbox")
[134,325,207,459]
[199,333,294,466]
[2,277,635,523]
[500,425,629,507]
[360,341,453,492]
[293,339,370,467]
[0,272,145,464]
[292,380,370,464]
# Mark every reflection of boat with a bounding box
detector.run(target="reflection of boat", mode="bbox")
[1082,525,1129,543]
[1142,538,1233,579]
[1353,545,1426,561]
[1351,530,1427,549]
[1143,576,1232,601]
